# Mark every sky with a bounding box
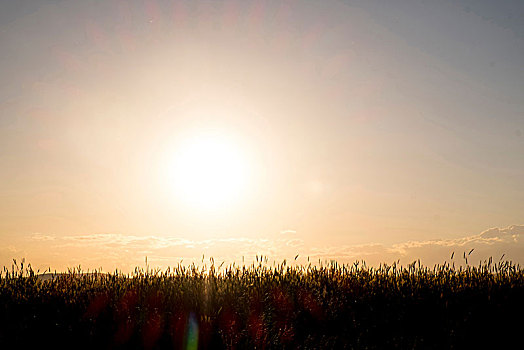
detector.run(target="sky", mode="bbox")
[1,0,523,272]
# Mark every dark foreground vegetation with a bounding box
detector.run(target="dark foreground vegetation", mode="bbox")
[1,258,523,349]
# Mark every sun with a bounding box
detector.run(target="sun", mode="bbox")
[167,132,250,211]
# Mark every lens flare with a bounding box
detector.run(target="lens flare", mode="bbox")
[186,312,199,350]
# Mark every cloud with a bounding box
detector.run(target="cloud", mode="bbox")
[3,225,522,272]
[319,225,524,266]
[480,225,524,239]
[31,233,56,242]
[308,243,387,259]
[286,239,304,247]
[19,233,305,269]
[1,245,19,254]
[59,234,190,250]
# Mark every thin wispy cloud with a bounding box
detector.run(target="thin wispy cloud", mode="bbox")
[303,226,523,266]
[1,225,518,272]
[30,233,56,242]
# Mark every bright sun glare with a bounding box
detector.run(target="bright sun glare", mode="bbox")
[167,132,249,211]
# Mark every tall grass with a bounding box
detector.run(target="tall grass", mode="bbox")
[1,257,523,349]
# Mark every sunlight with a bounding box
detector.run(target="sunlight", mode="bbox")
[166,131,250,211]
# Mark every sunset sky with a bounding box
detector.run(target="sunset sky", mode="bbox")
[1,0,523,272]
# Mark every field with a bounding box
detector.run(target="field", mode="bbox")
[1,258,523,349]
